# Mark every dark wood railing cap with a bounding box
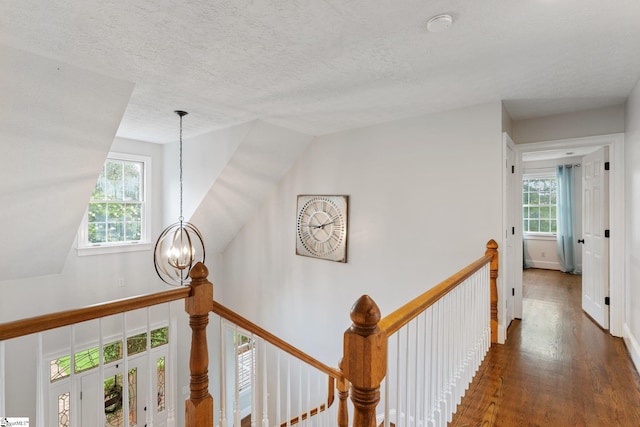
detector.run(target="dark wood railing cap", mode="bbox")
[350,295,381,331]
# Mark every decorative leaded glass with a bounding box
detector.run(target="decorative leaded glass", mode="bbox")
[157,357,166,412]
[105,369,138,427]
[50,357,71,382]
[58,392,70,427]
[151,327,169,348]
[127,333,147,356]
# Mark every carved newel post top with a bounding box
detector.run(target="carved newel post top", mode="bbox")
[486,239,498,251]
[186,261,213,315]
[189,261,209,281]
[350,295,381,331]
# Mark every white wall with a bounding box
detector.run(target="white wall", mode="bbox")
[218,102,504,367]
[513,104,625,144]
[524,236,561,270]
[624,78,640,371]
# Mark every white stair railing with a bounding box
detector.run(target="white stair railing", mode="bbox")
[381,263,491,427]
[211,311,340,427]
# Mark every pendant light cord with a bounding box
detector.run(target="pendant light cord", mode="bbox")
[175,110,188,223]
[179,113,184,222]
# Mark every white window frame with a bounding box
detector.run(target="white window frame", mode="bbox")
[77,152,152,256]
[522,171,557,237]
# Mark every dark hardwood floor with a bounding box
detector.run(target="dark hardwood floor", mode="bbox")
[450,268,640,426]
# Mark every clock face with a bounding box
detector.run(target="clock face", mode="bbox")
[296,195,348,262]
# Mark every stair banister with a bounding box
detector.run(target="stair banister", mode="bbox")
[342,240,499,427]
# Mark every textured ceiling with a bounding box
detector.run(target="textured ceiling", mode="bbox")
[2,0,640,143]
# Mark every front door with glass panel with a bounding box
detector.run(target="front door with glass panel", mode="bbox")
[81,361,147,426]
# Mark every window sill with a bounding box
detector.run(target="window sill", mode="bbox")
[524,233,557,241]
[77,242,153,257]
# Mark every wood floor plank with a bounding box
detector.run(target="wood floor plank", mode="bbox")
[450,269,640,427]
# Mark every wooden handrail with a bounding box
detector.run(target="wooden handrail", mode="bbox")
[378,253,493,336]
[0,287,191,341]
[212,300,343,380]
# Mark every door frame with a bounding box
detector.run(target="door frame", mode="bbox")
[513,133,625,336]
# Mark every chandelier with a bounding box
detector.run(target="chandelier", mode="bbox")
[154,111,205,285]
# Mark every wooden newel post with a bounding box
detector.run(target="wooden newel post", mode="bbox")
[485,239,499,343]
[342,295,387,427]
[185,262,214,427]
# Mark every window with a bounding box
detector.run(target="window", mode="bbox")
[78,152,151,255]
[523,175,557,234]
[236,334,255,392]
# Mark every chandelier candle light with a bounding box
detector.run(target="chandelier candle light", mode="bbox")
[154,110,205,286]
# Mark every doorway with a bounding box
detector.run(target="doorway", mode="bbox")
[509,133,625,337]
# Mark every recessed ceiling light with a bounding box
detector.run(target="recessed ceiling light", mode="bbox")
[427,14,453,33]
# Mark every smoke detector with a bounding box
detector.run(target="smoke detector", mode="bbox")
[427,14,453,33]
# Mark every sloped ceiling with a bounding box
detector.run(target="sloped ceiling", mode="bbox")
[189,121,313,255]
[0,45,134,280]
[2,1,640,143]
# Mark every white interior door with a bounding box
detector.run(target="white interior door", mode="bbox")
[504,138,517,326]
[581,146,609,329]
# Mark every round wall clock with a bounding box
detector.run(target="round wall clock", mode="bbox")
[296,195,348,262]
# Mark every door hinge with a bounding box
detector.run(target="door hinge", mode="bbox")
[80,391,82,400]
[605,161,610,171]
[512,226,515,235]
[605,296,610,306]
[605,229,610,238]
[512,288,515,296]
[511,165,515,173]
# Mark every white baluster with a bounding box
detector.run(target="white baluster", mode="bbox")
[219,320,227,427]
[234,326,241,427]
[123,313,130,427]
[298,360,302,426]
[405,325,410,426]
[168,307,178,427]
[262,339,269,427]
[99,318,105,426]
[384,336,390,427]
[0,341,4,419]
[147,308,154,427]
[396,330,401,426]
[306,367,311,426]
[36,333,44,427]
[251,334,257,427]
[286,356,291,426]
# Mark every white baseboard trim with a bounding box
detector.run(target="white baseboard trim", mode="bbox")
[525,259,561,270]
[623,323,640,374]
